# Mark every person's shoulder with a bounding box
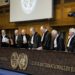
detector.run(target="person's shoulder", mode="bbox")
[73,35,75,40]
[74,35,75,37]
[35,32,41,37]
[25,34,30,37]
[46,31,51,37]
[35,32,39,35]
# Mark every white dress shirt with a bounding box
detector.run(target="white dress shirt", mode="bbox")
[31,35,34,44]
[54,34,59,48]
[15,35,18,42]
[67,35,75,47]
[41,29,48,42]
[41,33,44,42]
[23,35,27,43]
[2,35,9,43]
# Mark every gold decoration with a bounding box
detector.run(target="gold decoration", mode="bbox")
[11,52,19,69]
[18,53,28,70]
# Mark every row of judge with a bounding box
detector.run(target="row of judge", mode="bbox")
[0,27,75,52]
[51,28,75,52]
[0,29,29,48]
[0,26,54,50]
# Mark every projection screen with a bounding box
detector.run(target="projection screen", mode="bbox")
[10,0,53,22]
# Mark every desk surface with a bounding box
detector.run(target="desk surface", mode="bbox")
[0,48,75,75]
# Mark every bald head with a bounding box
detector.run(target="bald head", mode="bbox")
[14,29,19,35]
[21,29,26,35]
[30,27,35,35]
[1,30,5,33]
[40,26,47,33]
[1,30,6,35]
[51,29,58,38]
[69,28,75,37]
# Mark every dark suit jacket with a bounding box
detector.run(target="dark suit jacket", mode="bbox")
[20,34,29,48]
[30,32,41,48]
[67,35,75,52]
[0,35,1,48]
[53,35,65,51]
[13,35,22,48]
[1,35,10,47]
[41,31,51,50]
[25,34,31,48]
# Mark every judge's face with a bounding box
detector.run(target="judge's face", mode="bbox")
[1,30,6,35]
[69,32,74,37]
[52,34,56,38]
[15,30,19,36]
[21,30,25,35]
[40,27,45,33]
[41,29,44,33]
[51,30,58,39]
[21,32,25,35]
[30,28,35,35]
[51,32,57,39]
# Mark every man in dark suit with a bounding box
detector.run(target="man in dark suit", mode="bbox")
[51,30,65,51]
[1,30,10,47]
[29,27,41,50]
[13,29,30,48]
[40,26,51,50]
[20,29,28,48]
[67,28,75,52]
[13,29,21,48]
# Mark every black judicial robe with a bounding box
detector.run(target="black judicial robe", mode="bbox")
[13,34,30,48]
[25,34,31,48]
[1,35,10,47]
[30,32,41,48]
[67,35,75,52]
[12,35,20,48]
[20,34,30,48]
[53,34,65,51]
[41,31,51,50]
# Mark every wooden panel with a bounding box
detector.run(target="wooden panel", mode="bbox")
[64,0,75,3]
[18,20,50,35]
[55,8,62,20]
[0,48,75,75]
[62,4,75,24]
[0,1,75,35]
[63,7,73,20]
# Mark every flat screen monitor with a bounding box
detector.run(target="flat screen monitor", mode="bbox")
[0,68,31,75]
[10,0,53,22]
